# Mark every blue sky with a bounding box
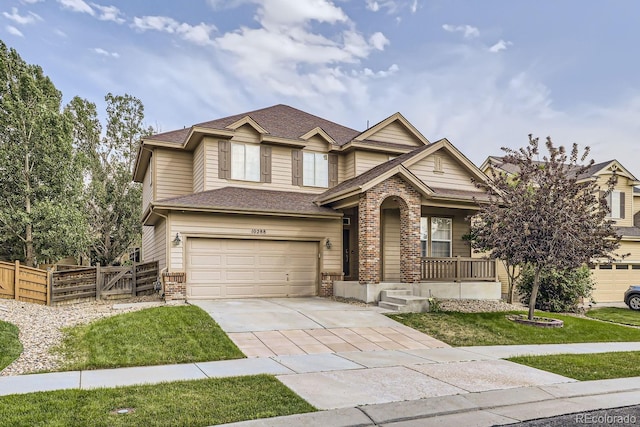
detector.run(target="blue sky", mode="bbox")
[3,0,640,173]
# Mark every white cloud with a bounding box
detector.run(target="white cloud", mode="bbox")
[489,39,513,53]
[213,0,390,100]
[366,0,380,12]
[369,32,390,50]
[132,16,217,46]
[361,63,399,78]
[20,0,44,3]
[91,3,125,24]
[3,7,42,25]
[410,0,418,13]
[58,0,94,15]
[6,25,24,37]
[93,47,119,58]
[442,24,480,39]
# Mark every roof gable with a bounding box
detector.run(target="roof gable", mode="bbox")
[224,115,268,134]
[355,112,429,146]
[299,126,337,145]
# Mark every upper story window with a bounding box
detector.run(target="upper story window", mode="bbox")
[606,190,625,219]
[231,143,260,182]
[420,217,452,257]
[303,152,328,187]
[218,140,271,183]
[292,149,338,188]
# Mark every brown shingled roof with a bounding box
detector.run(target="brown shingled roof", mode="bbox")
[150,104,360,146]
[155,187,339,217]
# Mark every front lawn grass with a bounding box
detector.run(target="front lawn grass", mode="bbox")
[586,307,640,327]
[508,351,640,381]
[0,374,315,427]
[0,320,22,371]
[388,311,640,346]
[55,305,244,371]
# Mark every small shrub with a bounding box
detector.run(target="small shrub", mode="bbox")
[517,265,594,312]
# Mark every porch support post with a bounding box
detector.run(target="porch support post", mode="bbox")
[358,191,380,284]
[400,201,422,283]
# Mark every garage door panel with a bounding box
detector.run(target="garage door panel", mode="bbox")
[186,238,318,299]
[591,264,640,302]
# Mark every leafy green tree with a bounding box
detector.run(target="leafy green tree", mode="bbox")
[66,94,151,266]
[471,135,620,320]
[0,41,88,266]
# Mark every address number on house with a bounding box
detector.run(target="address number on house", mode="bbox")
[251,229,267,235]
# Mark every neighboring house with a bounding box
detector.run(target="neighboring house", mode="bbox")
[481,156,640,302]
[133,104,500,302]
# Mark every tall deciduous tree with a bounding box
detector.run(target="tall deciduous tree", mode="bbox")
[471,135,620,320]
[66,93,151,266]
[0,41,88,266]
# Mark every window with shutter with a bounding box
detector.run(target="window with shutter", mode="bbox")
[230,143,260,182]
[292,150,302,186]
[606,190,624,219]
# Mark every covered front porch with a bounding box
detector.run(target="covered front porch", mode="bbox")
[330,175,501,303]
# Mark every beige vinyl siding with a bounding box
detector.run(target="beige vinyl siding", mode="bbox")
[155,149,193,200]
[192,140,205,193]
[366,121,421,146]
[304,135,330,152]
[634,194,640,217]
[142,218,166,272]
[142,159,153,212]
[203,136,328,194]
[409,150,480,192]
[355,151,389,176]
[382,209,400,281]
[341,151,355,181]
[167,212,341,273]
[596,174,633,227]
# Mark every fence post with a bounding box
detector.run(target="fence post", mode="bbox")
[455,256,461,283]
[46,268,52,306]
[95,264,101,300]
[131,262,137,296]
[494,259,499,281]
[14,260,20,301]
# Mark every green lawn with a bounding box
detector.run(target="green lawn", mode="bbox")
[55,305,244,371]
[509,351,640,381]
[388,311,640,346]
[0,320,22,371]
[0,375,315,427]
[586,307,640,327]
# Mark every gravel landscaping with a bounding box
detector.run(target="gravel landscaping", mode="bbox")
[0,296,167,376]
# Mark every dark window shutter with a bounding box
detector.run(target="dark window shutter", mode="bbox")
[620,191,625,219]
[218,140,230,179]
[292,149,302,186]
[260,145,272,183]
[328,153,338,188]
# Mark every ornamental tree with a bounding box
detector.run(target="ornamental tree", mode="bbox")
[471,135,620,320]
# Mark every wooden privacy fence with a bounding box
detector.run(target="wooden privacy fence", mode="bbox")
[51,261,159,305]
[0,260,50,305]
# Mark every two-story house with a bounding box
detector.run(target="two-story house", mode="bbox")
[133,105,500,302]
[482,157,640,303]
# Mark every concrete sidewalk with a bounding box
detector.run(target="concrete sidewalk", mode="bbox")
[2,342,640,400]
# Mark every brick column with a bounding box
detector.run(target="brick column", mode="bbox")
[359,191,381,284]
[400,201,422,283]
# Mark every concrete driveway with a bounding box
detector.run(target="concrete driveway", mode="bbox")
[191,297,448,357]
[192,297,576,410]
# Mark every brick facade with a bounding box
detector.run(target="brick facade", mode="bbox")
[358,175,422,284]
[320,272,344,297]
[162,272,186,301]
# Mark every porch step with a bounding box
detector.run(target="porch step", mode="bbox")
[378,290,430,313]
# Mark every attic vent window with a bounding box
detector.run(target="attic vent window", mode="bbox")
[433,155,444,173]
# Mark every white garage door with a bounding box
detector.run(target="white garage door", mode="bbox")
[186,238,318,299]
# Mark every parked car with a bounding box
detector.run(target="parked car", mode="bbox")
[624,286,640,310]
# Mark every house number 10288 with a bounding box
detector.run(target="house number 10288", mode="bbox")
[251,229,266,234]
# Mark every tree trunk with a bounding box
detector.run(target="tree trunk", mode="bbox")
[528,267,541,320]
[24,153,34,267]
